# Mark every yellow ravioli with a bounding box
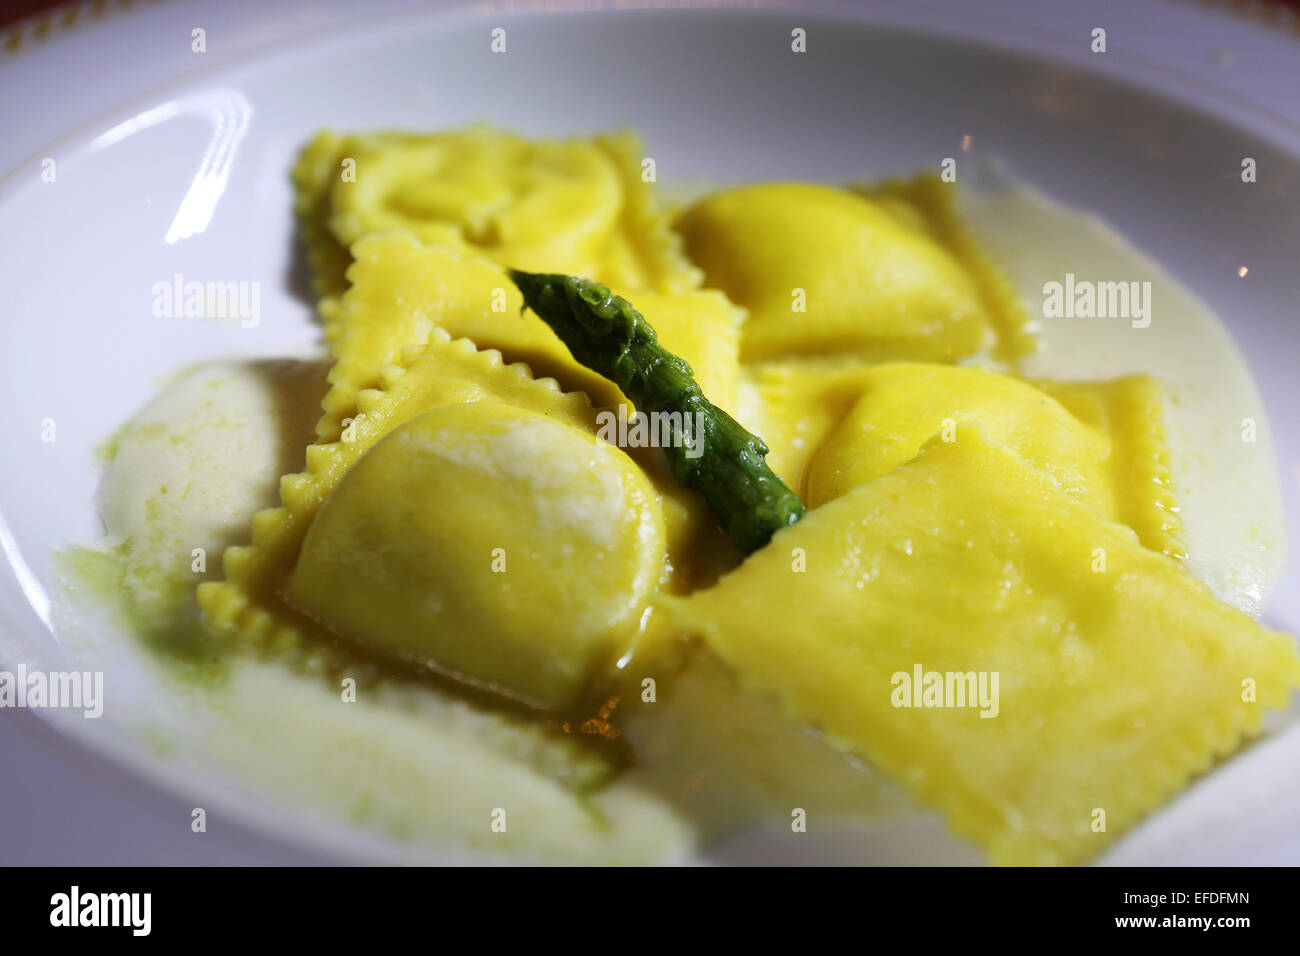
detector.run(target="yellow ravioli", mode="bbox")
[739,360,881,497]
[317,235,620,437]
[291,131,742,590]
[199,332,733,701]
[199,334,665,708]
[307,237,740,587]
[854,174,1038,361]
[676,178,1035,363]
[288,402,667,711]
[1037,376,1184,560]
[292,127,701,300]
[318,234,741,443]
[291,132,355,301]
[805,363,1113,512]
[745,361,1182,557]
[199,336,600,640]
[658,427,1300,865]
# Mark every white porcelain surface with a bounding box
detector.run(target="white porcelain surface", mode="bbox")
[1,0,1298,864]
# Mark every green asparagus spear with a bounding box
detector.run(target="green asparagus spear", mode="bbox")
[508,270,806,553]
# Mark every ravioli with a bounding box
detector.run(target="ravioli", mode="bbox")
[316,235,619,435]
[212,130,749,707]
[198,330,732,712]
[288,401,666,711]
[676,177,1036,363]
[318,233,741,442]
[198,335,638,694]
[301,237,739,584]
[291,133,353,301]
[744,361,1182,556]
[1036,376,1183,560]
[92,359,634,804]
[292,127,702,300]
[737,360,882,497]
[798,363,1185,558]
[804,363,1112,510]
[294,128,727,446]
[658,427,1300,865]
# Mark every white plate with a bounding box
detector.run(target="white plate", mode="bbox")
[1,0,1298,865]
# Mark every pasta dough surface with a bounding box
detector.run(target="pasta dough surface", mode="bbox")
[1037,376,1183,559]
[799,364,1184,558]
[307,238,739,589]
[293,127,702,300]
[744,361,1183,557]
[676,178,1035,363]
[804,363,1112,510]
[289,402,667,711]
[198,329,731,713]
[659,427,1300,865]
[318,234,740,443]
[198,333,626,682]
